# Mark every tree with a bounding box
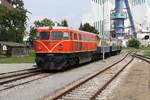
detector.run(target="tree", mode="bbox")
[28,26,36,47]
[34,18,54,28]
[29,19,69,45]
[0,0,27,43]
[128,38,140,49]
[60,19,68,27]
[29,18,55,46]
[79,23,99,34]
[79,23,83,30]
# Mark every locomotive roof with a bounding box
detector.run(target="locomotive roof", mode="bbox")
[37,26,97,36]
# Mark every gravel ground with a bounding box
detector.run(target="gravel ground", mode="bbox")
[0,64,35,73]
[109,58,150,100]
[96,58,150,100]
[0,52,127,100]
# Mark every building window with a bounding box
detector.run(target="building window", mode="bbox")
[131,0,146,6]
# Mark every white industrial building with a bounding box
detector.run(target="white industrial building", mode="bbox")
[82,0,150,46]
[82,0,115,37]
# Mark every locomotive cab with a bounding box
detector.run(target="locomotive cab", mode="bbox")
[35,27,73,70]
[35,27,71,53]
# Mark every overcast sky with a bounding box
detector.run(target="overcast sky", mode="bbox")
[24,0,91,29]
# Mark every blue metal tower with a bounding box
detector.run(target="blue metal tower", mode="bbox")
[124,0,136,37]
[111,0,127,38]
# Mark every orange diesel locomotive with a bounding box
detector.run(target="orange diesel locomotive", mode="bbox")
[35,27,97,70]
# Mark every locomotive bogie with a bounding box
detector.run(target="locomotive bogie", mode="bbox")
[35,52,94,70]
[35,54,68,70]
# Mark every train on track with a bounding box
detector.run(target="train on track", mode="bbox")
[34,27,122,70]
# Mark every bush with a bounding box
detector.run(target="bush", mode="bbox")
[128,38,140,49]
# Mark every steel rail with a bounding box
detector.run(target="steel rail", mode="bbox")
[90,57,134,100]
[132,54,150,63]
[0,69,40,80]
[0,70,42,85]
[0,68,37,76]
[0,73,51,92]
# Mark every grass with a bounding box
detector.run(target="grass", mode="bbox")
[143,49,150,57]
[0,52,35,64]
[123,47,141,52]
[139,47,150,57]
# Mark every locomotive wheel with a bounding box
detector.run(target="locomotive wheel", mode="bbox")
[75,57,79,66]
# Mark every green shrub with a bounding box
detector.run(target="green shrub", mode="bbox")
[128,38,140,49]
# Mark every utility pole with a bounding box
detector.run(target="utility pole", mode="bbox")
[102,0,105,61]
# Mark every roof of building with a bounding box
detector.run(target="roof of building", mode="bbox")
[0,41,27,47]
[0,0,12,9]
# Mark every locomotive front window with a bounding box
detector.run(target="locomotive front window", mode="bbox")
[63,32,69,40]
[36,32,40,39]
[52,32,63,40]
[37,32,50,40]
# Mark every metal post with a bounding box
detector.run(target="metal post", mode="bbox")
[102,0,105,61]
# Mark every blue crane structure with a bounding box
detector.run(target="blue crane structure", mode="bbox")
[124,0,136,37]
[111,0,136,38]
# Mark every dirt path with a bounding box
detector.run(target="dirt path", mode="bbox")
[110,59,150,100]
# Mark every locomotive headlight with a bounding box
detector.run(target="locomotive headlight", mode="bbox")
[38,46,42,50]
[59,44,63,50]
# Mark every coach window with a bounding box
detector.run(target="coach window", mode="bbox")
[52,32,63,40]
[63,32,69,40]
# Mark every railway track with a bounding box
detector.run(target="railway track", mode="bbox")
[0,68,41,85]
[0,68,37,76]
[45,52,134,100]
[0,52,126,92]
[132,54,150,63]
[0,68,51,91]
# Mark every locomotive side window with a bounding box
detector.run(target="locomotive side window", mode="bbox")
[79,34,82,40]
[85,34,88,41]
[74,34,78,40]
[52,32,63,40]
[37,32,50,40]
[63,32,69,40]
[83,34,86,41]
